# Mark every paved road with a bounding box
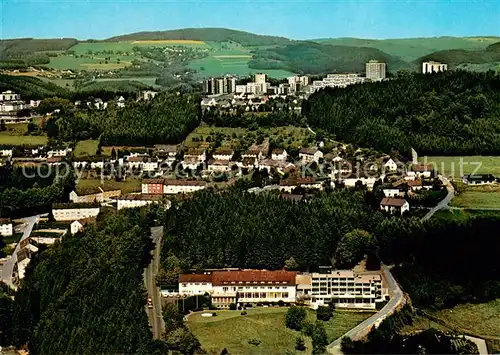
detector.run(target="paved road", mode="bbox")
[327,265,405,354]
[144,226,165,340]
[422,175,455,221]
[1,215,38,290]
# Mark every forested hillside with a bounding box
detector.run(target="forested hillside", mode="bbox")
[0,38,78,67]
[108,28,292,46]
[10,210,164,354]
[248,42,410,74]
[158,189,423,280]
[416,41,500,68]
[303,70,500,155]
[314,36,500,62]
[52,92,201,145]
[0,75,69,100]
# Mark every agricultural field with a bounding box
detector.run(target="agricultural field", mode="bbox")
[73,139,99,157]
[419,156,500,179]
[47,54,135,71]
[187,307,371,355]
[93,77,158,86]
[75,179,142,195]
[184,125,312,150]
[449,180,500,209]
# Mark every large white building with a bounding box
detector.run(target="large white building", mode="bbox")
[310,74,366,93]
[288,76,310,93]
[365,60,386,81]
[307,269,386,310]
[179,270,297,308]
[0,218,13,236]
[52,204,100,221]
[0,90,21,101]
[422,61,448,74]
[116,194,165,210]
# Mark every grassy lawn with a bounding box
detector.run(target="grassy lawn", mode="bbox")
[419,156,500,179]
[433,209,500,221]
[101,145,147,156]
[185,125,312,149]
[450,182,500,209]
[76,179,142,194]
[73,139,99,157]
[187,307,371,355]
[0,133,47,146]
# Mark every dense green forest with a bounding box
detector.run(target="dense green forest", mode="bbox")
[303,70,500,155]
[8,210,167,354]
[51,92,201,145]
[0,164,74,218]
[416,41,500,68]
[249,42,410,74]
[107,28,292,46]
[158,189,423,284]
[392,216,500,310]
[0,75,69,100]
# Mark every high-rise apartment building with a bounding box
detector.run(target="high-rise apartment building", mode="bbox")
[365,60,386,81]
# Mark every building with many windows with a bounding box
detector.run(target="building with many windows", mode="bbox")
[307,269,386,310]
[422,61,448,74]
[365,60,386,81]
[52,203,100,221]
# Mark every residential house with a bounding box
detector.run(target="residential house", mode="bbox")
[185,148,206,162]
[297,177,323,190]
[143,160,159,172]
[207,159,231,173]
[341,170,380,190]
[412,164,434,178]
[127,156,145,170]
[462,174,497,185]
[181,156,201,170]
[299,148,323,163]
[0,218,13,236]
[384,158,398,172]
[0,148,13,157]
[70,217,96,235]
[271,148,288,161]
[238,157,258,170]
[116,194,165,210]
[259,159,295,175]
[142,179,165,194]
[163,180,207,194]
[380,198,410,215]
[213,148,234,161]
[52,203,100,221]
[242,150,263,161]
[69,187,121,203]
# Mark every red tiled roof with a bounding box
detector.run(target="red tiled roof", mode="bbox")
[297,177,317,184]
[381,197,407,207]
[412,164,433,172]
[179,273,213,283]
[143,178,165,185]
[212,270,297,286]
[164,179,206,186]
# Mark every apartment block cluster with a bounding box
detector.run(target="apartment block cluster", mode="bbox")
[309,60,387,93]
[176,267,388,310]
[0,90,41,123]
[0,145,73,166]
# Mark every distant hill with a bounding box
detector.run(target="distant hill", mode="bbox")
[0,74,69,99]
[248,42,411,74]
[0,38,78,67]
[314,36,500,62]
[107,28,292,46]
[415,41,500,69]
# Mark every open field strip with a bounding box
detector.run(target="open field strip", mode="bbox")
[419,156,500,179]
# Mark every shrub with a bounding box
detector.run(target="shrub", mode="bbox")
[277,300,285,307]
[241,311,247,316]
[209,304,217,310]
[285,306,307,331]
[212,312,217,316]
[302,321,315,337]
[295,337,306,351]
[229,303,237,310]
[248,338,261,346]
[316,305,333,321]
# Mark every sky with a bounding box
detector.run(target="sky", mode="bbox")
[1,0,499,40]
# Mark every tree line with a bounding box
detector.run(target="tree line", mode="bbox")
[303,70,500,155]
[49,92,201,145]
[3,209,169,354]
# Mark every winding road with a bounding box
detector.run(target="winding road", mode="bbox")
[327,265,406,354]
[1,215,38,290]
[422,175,455,221]
[144,226,165,339]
